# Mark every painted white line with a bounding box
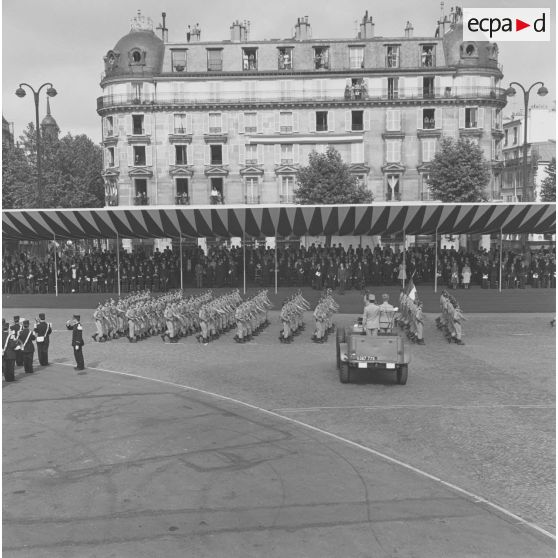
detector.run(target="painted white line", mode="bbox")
[56,361,555,542]
[272,404,555,412]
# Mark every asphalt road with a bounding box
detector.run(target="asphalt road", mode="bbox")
[2,304,555,557]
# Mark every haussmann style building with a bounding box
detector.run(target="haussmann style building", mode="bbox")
[97,7,507,215]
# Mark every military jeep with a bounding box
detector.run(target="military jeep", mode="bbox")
[335,315,409,385]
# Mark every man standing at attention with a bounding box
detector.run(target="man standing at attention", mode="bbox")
[34,313,53,366]
[362,293,381,336]
[66,315,85,370]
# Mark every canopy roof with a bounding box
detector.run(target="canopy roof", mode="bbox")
[2,203,555,241]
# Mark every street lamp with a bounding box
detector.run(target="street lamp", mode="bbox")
[15,82,57,208]
[505,81,548,203]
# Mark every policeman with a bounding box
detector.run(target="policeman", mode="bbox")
[34,313,53,365]
[18,319,36,374]
[66,314,85,370]
[10,316,24,367]
[2,320,18,382]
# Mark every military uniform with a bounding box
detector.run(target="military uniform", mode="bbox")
[67,315,85,370]
[34,313,53,365]
[10,316,24,367]
[2,321,18,381]
[18,320,36,374]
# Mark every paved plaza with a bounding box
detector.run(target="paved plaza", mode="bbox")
[2,294,556,557]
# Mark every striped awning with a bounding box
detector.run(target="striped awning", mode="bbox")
[2,203,555,240]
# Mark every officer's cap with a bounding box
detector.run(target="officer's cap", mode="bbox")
[73,314,80,321]
[13,316,20,322]
[39,313,46,320]
[368,294,376,302]
[22,319,29,327]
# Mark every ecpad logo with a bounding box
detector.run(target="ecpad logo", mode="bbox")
[463,8,550,41]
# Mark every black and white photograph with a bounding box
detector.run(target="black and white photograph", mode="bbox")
[2,0,556,556]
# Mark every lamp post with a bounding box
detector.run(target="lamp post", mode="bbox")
[505,81,548,203]
[15,82,58,208]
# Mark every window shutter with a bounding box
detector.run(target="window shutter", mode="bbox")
[478,107,484,129]
[435,76,441,95]
[294,144,300,164]
[238,112,244,134]
[381,77,388,99]
[146,145,153,167]
[458,107,465,129]
[204,145,210,165]
[417,108,422,130]
[186,113,193,134]
[221,113,228,133]
[258,144,264,164]
[203,114,209,134]
[364,110,371,131]
[293,112,299,133]
[309,112,316,132]
[168,113,175,134]
[274,144,281,164]
[386,110,393,131]
[396,140,401,162]
[127,145,133,167]
[239,144,246,164]
[126,115,132,135]
[417,77,423,98]
[275,112,281,133]
[169,144,175,167]
[144,114,151,136]
[187,144,193,165]
[223,144,229,165]
[345,110,351,131]
[399,77,405,99]
[328,110,335,132]
[394,109,401,131]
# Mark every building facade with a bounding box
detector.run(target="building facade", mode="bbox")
[98,8,506,210]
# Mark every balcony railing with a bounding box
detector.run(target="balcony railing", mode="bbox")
[280,194,295,204]
[175,194,190,205]
[385,192,402,201]
[245,195,261,204]
[210,193,224,205]
[98,87,508,110]
[133,195,150,206]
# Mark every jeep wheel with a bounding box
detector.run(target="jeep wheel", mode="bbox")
[339,363,350,384]
[335,328,346,369]
[396,364,408,385]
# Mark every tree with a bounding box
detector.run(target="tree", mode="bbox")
[539,157,556,202]
[295,146,373,204]
[2,123,104,209]
[426,137,490,202]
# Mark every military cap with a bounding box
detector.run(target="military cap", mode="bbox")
[13,316,20,322]
[22,319,30,327]
[73,314,81,321]
[39,313,46,320]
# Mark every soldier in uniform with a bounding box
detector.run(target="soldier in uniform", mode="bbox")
[66,314,85,370]
[362,294,381,336]
[2,320,18,382]
[10,316,24,367]
[34,313,53,366]
[18,319,36,374]
[379,293,397,333]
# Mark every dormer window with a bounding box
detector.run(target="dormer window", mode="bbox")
[172,50,187,72]
[129,49,145,65]
[313,47,329,70]
[278,47,293,70]
[386,45,400,68]
[421,45,435,67]
[462,43,478,58]
[242,48,258,71]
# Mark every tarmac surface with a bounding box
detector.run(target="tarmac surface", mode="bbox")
[2,290,556,557]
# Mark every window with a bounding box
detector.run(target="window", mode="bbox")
[107,147,115,167]
[421,46,434,67]
[349,46,364,69]
[351,143,364,163]
[132,115,144,135]
[210,178,224,204]
[207,49,223,71]
[280,176,295,203]
[244,112,257,133]
[422,138,436,162]
[420,174,433,200]
[245,177,259,203]
[245,144,258,164]
[465,107,478,128]
[465,44,476,56]
[132,51,142,63]
[174,114,187,134]
[386,110,401,132]
[172,50,187,72]
[281,144,293,164]
[134,179,148,205]
[386,140,402,163]
[421,108,436,129]
[313,47,329,69]
[132,82,143,101]
[175,145,188,165]
[210,145,223,165]
[278,47,293,70]
[387,77,399,100]
[350,78,367,100]
[423,77,435,99]
[133,146,146,166]
[105,116,114,137]
[280,112,293,133]
[176,178,189,204]
[316,111,328,132]
[242,48,258,70]
[504,129,509,146]
[513,127,518,144]
[209,113,222,134]
[386,174,401,201]
[354,175,366,188]
[386,45,400,68]
[351,110,364,131]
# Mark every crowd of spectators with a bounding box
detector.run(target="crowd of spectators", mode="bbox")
[2,242,555,295]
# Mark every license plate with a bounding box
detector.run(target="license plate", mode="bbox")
[386,363,396,369]
[358,362,368,368]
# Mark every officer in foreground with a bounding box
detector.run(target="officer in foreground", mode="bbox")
[66,315,85,370]
[362,293,381,336]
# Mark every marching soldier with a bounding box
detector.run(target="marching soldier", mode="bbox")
[34,313,53,365]
[66,315,85,370]
[10,316,24,367]
[2,320,18,382]
[18,319,36,374]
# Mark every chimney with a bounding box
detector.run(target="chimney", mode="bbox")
[404,21,413,38]
[294,16,311,40]
[359,11,374,39]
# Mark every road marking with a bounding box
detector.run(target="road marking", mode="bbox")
[55,361,555,542]
[272,404,555,412]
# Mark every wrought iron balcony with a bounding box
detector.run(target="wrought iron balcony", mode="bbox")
[279,194,295,204]
[245,195,261,204]
[133,195,150,206]
[97,87,508,111]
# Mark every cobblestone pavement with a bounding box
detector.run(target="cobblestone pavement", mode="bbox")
[4,307,556,538]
